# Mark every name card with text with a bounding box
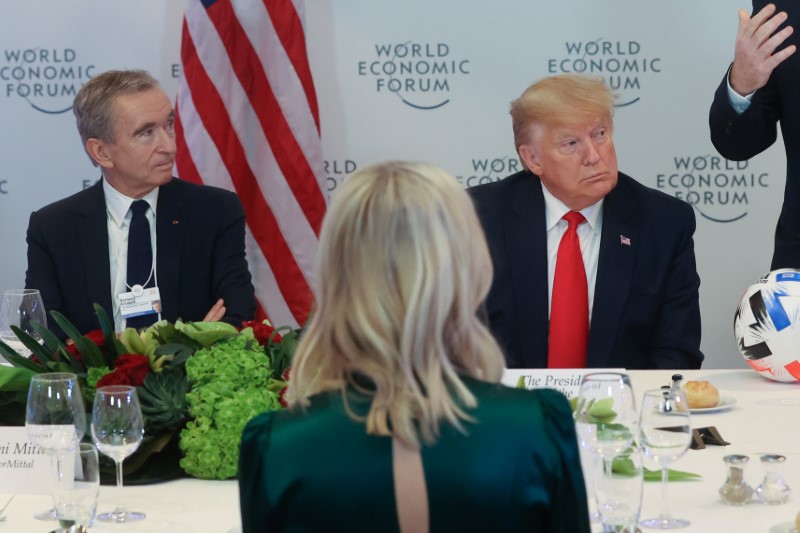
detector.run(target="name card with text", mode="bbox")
[501,368,625,398]
[0,427,51,494]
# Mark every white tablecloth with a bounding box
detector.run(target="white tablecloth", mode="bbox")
[1,369,798,532]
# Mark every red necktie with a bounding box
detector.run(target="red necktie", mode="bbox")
[548,211,588,368]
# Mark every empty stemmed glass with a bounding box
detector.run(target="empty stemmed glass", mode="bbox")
[92,385,145,523]
[0,288,47,359]
[574,373,637,524]
[25,372,86,522]
[639,388,692,529]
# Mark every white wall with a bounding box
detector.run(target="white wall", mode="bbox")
[0,0,778,369]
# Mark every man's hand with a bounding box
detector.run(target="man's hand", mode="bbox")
[203,298,226,322]
[730,4,796,95]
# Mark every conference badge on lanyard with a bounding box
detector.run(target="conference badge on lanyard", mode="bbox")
[118,286,162,319]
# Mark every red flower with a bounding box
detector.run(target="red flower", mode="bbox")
[96,354,151,388]
[278,386,288,408]
[242,320,282,346]
[281,368,291,381]
[65,329,104,361]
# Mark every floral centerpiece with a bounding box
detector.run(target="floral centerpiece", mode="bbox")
[0,304,296,482]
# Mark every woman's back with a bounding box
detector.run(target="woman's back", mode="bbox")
[239,378,589,532]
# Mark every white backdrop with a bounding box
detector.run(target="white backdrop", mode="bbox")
[0,1,784,369]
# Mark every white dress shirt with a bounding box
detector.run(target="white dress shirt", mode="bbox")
[726,74,754,115]
[541,182,603,321]
[103,179,159,331]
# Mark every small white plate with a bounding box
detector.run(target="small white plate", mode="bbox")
[769,521,799,533]
[690,396,736,413]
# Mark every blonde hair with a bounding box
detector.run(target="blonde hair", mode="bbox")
[287,161,505,448]
[510,73,616,152]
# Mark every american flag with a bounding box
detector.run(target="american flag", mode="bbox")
[174,0,326,328]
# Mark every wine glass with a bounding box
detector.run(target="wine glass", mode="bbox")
[0,288,47,358]
[639,388,692,529]
[26,372,87,522]
[594,445,644,532]
[92,385,145,523]
[574,373,637,524]
[52,443,100,531]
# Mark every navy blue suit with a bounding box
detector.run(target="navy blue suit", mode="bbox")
[709,0,800,270]
[470,171,703,370]
[25,178,256,334]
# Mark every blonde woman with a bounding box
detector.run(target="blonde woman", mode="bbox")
[238,161,589,532]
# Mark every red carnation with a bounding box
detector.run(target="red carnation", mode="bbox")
[278,386,288,408]
[242,320,282,346]
[96,354,151,388]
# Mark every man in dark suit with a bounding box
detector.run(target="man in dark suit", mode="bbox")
[471,74,703,369]
[26,69,256,334]
[710,1,798,269]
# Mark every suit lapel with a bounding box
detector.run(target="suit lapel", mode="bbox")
[587,176,638,367]
[507,177,549,368]
[155,179,185,318]
[77,181,113,319]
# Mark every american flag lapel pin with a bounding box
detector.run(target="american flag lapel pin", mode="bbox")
[620,235,631,246]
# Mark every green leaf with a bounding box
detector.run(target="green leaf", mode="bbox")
[0,338,44,372]
[155,343,195,368]
[643,467,702,482]
[174,321,238,347]
[9,324,60,366]
[94,303,125,362]
[49,311,107,368]
[0,366,37,391]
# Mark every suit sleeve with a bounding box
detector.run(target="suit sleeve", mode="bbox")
[212,192,257,325]
[647,205,703,369]
[709,66,781,161]
[24,210,67,334]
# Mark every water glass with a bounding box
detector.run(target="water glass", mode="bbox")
[53,443,100,530]
[595,445,644,532]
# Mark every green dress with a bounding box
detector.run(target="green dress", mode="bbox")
[239,377,590,532]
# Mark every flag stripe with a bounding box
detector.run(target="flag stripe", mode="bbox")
[261,0,320,131]
[177,0,324,328]
[232,0,324,187]
[205,0,326,234]
[183,5,319,281]
[177,85,298,327]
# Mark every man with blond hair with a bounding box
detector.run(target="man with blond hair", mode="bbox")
[471,74,703,369]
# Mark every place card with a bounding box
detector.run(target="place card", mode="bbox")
[501,368,625,398]
[0,427,51,494]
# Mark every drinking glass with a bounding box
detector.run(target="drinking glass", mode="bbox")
[639,388,692,529]
[52,443,100,531]
[26,372,86,522]
[92,385,145,523]
[574,373,637,524]
[0,288,46,359]
[594,445,644,532]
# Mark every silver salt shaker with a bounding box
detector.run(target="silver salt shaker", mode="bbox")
[756,454,791,505]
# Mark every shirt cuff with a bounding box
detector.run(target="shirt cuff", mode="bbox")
[726,74,754,115]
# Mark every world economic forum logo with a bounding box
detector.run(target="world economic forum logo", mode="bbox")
[547,39,661,107]
[457,156,520,188]
[2,47,95,114]
[656,154,769,223]
[358,41,470,110]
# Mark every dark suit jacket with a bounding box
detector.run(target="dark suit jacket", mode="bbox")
[709,0,800,269]
[239,377,590,533]
[470,171,703,370]
[25,178,256,334]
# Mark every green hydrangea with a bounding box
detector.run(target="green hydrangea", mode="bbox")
[178,332,282,479]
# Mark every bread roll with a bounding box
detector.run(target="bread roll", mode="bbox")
[683,380,719,409]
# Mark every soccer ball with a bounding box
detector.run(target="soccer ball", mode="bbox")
[734,269,800,382]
